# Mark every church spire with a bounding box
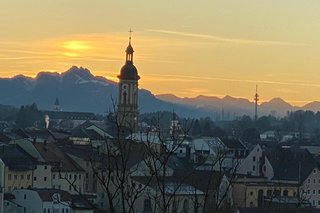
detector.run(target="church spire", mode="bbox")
[126,29,134,63]
[117,30,140,132]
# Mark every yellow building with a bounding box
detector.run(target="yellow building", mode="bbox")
[233,176,299,208]
[0,144,36,193]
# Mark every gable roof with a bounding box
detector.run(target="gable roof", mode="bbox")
[131,169,223,194]
[33,143,84,172]
[59,144,104,162]
[0,144,37,170]
[266,147,316,182]
[23,128,54,141]
[32,189,72,202]
[221,138,246,149]
[44,111,95,120]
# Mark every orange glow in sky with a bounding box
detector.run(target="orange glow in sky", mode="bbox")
[1,0,320,106]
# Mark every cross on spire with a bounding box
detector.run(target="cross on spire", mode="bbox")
[128,29,133,43]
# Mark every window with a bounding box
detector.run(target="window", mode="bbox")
[8,174,11,180]
[53,174,56,179]
[66,209,69,213]
[283,190,288,196]
[43,209,46,213]
[74,174,77,180]
[69,174,72,179]
[318,200,320,206]
[143,199,151,213]
[308,190,310,195]
[62,209,65,213]
[253,166,255,171]
[313,200,316,206]
[273,190,281,196]
[172,199,178,213]
[79,174,81,180]
[314,179,316,184]
[308,179,311,184]
[250,191,253,196]
[44,165,47,170]
[69,185,72,191]
[48,209,50,213]
[267,190,272,197]
[253,156,256,162]
[314,169,316,174]
[263,165,266,172]
[34,177,37,181]
[24,194,26,200]
[86,173,89,178]
[313,190,316,195]
[44,177,47,181]
[183,199,189,213]
[318,189,320,195]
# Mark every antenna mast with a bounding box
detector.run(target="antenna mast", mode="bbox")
[254,85,259,120]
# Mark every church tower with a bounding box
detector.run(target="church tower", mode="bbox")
[117,31,140,132]
[53,97,61,111]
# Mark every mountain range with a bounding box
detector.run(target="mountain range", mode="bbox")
[0,66,319,119]
[156,94,320,118]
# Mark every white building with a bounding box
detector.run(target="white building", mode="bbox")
[12,189,71,213]
[301,167,320,208]
[0,159,4,213]
[237,144,274,180]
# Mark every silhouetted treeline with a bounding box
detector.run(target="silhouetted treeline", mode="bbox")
[141,110,320,144]
[16,103,43,128]
[0,104,18,121]
[202,110,320,144]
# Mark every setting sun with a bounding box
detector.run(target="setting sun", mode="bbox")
[61,41,91,51]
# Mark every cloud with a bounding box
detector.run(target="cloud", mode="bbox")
[142,75,202,83]
[146,29,307,46]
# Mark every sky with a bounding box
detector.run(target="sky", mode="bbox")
[1,0,320,106]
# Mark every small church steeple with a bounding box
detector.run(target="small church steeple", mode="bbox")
[53,97,61,111]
